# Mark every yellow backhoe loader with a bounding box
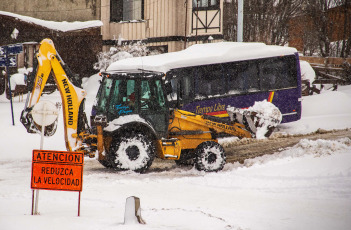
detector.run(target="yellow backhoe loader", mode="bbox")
[21,39,281,172]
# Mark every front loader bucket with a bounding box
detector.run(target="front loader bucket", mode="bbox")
[227,100,282,138]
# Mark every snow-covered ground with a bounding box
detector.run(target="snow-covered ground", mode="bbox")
[1,80,351,229]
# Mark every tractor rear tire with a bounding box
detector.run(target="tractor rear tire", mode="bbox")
[109,132,155,173]
[194,141,226,172]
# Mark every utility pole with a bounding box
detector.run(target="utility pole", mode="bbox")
[237,0,244,42]
[196,0,199,44]
[184,0,188,49]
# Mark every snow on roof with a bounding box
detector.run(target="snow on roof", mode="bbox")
[106,42,298,73]
[0,10,103,32]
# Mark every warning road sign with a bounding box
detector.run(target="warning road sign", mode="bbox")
[31,150,84,192]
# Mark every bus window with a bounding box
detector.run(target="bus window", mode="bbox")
[169,68,194,102]
[183,72,193,100]
[155,80,166,109]
[259,56,297,90]
[225,63,240,94]
[226,61,259,94]
[168,78,178,101]
[196,65,225,97]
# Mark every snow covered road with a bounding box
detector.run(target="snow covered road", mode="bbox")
[1,138,351,230]
[1,84,351,229]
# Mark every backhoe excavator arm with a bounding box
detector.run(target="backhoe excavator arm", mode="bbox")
[20,39,88,152]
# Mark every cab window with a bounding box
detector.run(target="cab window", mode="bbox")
[96,78,113,112]
[140,79,167,111]
[109,79,136,117]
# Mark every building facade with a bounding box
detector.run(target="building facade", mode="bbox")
[0,0,224,53]
[101,0,224,52]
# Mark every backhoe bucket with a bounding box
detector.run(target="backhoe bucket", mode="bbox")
[20,102,60,137]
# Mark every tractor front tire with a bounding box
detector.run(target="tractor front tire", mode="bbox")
[98,157,113,168]
[194,141,226,172]
[109,132,155,173]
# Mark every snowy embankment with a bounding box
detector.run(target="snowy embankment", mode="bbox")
[279,86,351,134]
[1,78,351,229]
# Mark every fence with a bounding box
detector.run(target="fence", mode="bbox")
[300,56,351,95]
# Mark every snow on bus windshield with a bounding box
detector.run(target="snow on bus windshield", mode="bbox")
[106,42,298,73]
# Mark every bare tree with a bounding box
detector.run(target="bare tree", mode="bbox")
[341,0,351,57]
[224,0,303,45]
[303,0,349,57]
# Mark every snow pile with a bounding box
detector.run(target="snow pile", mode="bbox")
[0,10,103,32]
[94,42,149,71]
[9,73,26,90]
[104,114,149,132]
[81,73,101,97]
[4,67,31,90]
[0,68,30,101]
[278,85,351,134]
[227,100,282,139]
[299,60,316,82]
[242,138,351,168]
[248,100,282,139]
[295,137,351,156]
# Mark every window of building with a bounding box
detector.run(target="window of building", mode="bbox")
[110,0,144,22]
[193,0,219,9]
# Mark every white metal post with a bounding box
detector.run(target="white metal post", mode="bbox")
[33,103,47,215]
[30,101,59,216]
[237,0,244,42]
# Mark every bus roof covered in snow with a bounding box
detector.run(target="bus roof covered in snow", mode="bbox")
[106,42,298,73]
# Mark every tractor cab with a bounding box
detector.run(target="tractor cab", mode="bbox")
[92,71,170,138]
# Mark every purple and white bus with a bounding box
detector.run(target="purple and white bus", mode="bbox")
[107,42,302,123]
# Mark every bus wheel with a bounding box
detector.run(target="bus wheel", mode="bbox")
[109,132,155,173]
[194,141,226,172]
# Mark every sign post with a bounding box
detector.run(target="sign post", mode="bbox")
[29,100,83,216]
[237,0,244,42]
[31,150,84,216]
[30,100,59,215]
[0,44,23,126]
